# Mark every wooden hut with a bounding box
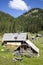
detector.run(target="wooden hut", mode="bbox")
[2,33,39,57]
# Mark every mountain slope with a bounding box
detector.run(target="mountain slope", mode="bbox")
[17,8,43,32]
[0,11,16,33]
[0,8,43,33]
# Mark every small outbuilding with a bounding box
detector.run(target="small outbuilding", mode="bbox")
[2,33,39,57]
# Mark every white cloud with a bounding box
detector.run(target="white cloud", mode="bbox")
[8,0,31,11]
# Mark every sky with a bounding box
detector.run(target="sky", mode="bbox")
[0,0,43,18]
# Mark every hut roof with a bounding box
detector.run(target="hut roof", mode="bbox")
[26,40,39,53]
[2,33,27,42]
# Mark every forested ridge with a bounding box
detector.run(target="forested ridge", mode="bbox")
[0,8,43,33]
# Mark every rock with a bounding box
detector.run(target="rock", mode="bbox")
[32,36,35,40]
[1,49,5,51]
[12,57,23,61]
[36,34,41,37]
[12,58,17,61]
[15,57,23,61]
[14,51,21,56]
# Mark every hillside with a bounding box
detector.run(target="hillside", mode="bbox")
[0,8,43,33]
[0,11,16,33]
[17,8,43,32]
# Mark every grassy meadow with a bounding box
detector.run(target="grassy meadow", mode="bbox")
[0,32,43,65]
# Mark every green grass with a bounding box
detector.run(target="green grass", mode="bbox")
[0,32,43,65]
